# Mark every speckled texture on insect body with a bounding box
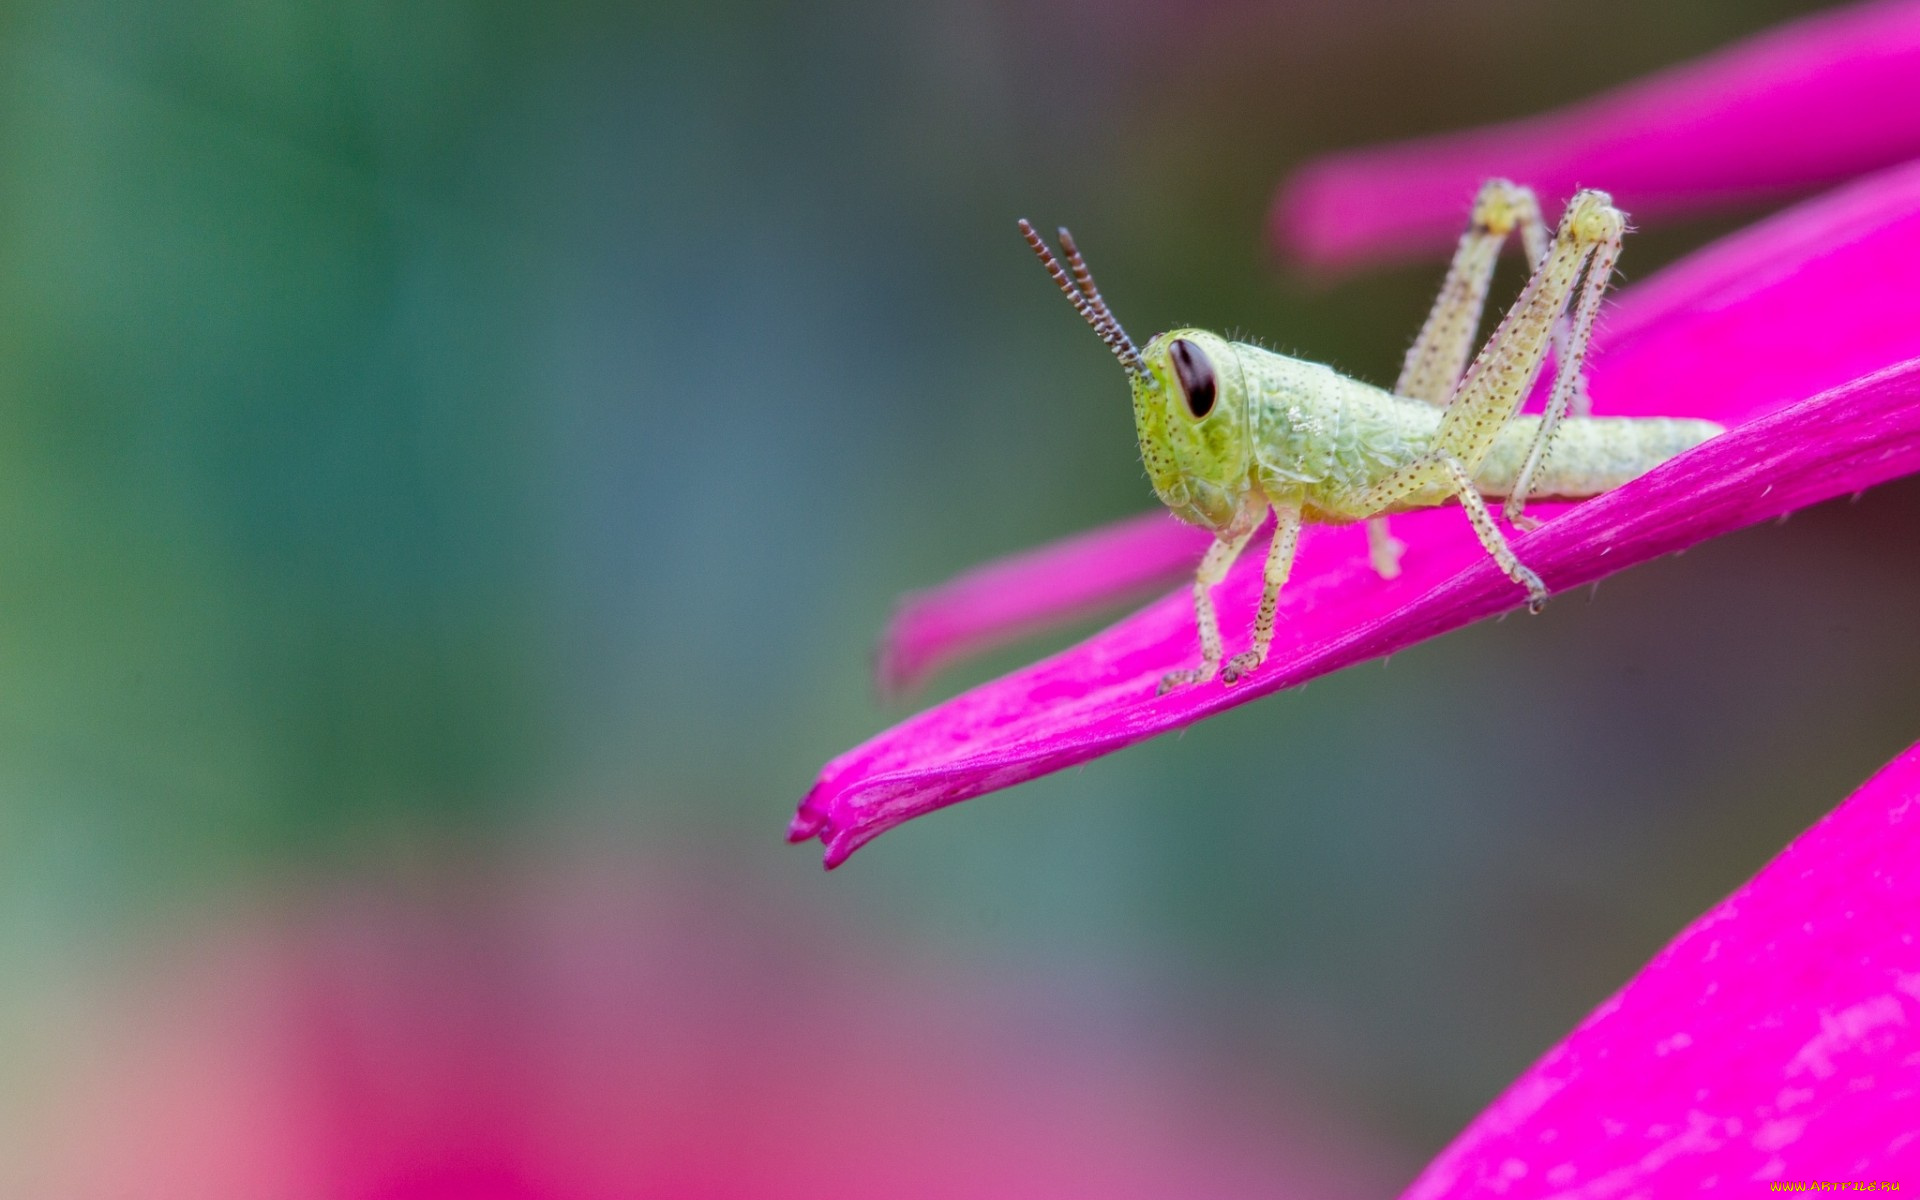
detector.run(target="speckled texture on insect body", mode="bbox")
[1130,329,1719,528]
[1026,186,1725,689]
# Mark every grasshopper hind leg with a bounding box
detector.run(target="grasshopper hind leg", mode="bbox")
[1395,179,1548,407]
[1346,189,1627,612]
[1369,180,1545,587]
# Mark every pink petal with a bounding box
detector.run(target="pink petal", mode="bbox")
[1274,0,1920,270]
[877,159,1920,694]
[796,367,1920,865]
[1406,740,1920,1195]
[791,165,1920,866]
[876,510,1210,697]
[1588,158,1920,427]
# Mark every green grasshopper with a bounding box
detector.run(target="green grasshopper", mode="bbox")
[1019,181,1723,694]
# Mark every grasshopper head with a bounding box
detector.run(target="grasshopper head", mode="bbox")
[1131,329,1253,530]
[1018,221,1258,534]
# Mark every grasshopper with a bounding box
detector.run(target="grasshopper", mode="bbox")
[1019,181,1723,694]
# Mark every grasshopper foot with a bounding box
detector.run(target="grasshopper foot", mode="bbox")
[1221,651,1265,685]
[1521,567,1549,614]
[1157,664,1215,694]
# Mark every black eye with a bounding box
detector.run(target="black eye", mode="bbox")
[1170,338,1216,418]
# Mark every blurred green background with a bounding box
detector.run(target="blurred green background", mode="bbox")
[2,0,1916,1193]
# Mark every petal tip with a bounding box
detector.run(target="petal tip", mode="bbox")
[821,816,885,869]
[787,785,828,844]
[790,784,864,870]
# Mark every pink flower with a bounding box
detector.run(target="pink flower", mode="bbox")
[1,859,1398,1199]
[1274,0,1920,270]
[1407,737,1920,1194]
[791,160,1920,869]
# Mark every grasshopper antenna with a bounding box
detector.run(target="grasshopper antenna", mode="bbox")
[1019,219,1146,378]
[1056,227,1128,347]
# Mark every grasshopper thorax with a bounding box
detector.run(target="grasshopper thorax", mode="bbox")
[1133,329,1256,531]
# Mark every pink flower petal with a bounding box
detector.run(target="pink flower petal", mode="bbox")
[877,159,1920,694]
[1406,740,1920,1195]
[796,365,1920,865]
[12,860,1399,1198]
[1587,159,1920,427]
[876,510,1210,697]
[1274,0,1920,270]
[791,165,1920,866]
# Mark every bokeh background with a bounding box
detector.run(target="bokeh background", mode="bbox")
[2,0,1916,1194]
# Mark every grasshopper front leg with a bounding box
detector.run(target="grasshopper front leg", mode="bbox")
[1223,504,1303,685]
[1159,497,1268,694]
[1157,529,1254,693]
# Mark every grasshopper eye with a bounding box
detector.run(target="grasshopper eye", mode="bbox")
[1169,338,1216,418]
